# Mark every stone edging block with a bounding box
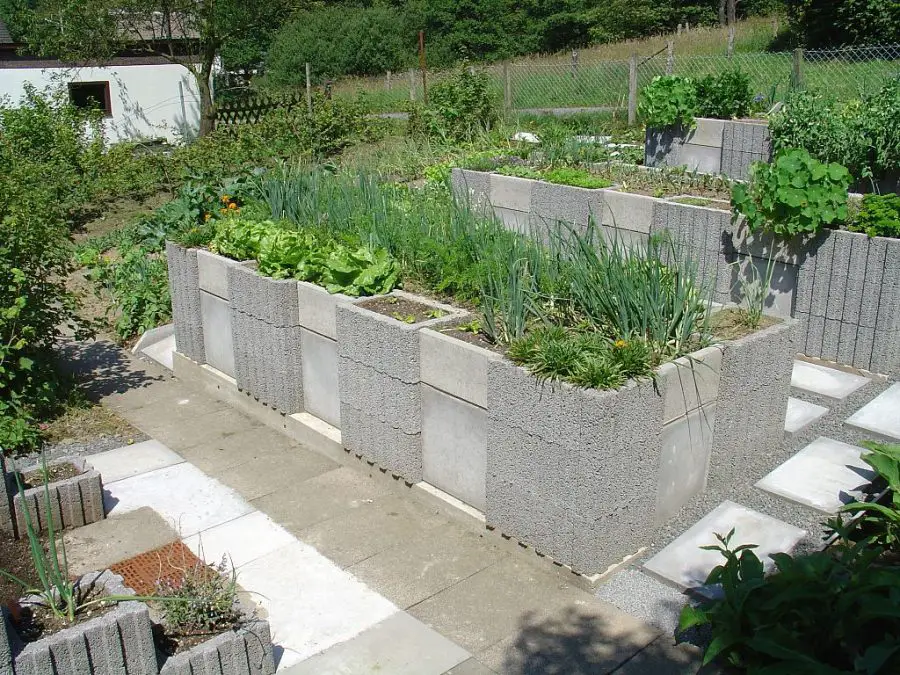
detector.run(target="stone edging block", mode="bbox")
[419,329,502,409]
[159,618,276,675]
[197,249,246,301]
[166,241,205,363]
[9,456,104,536]
[297,281,355,340]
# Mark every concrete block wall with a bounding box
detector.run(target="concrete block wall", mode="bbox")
[419,329,502,511]
[10,456,104,536]
[721,120,772,181]
[167,241,205,363]
[159,619,276,675]
[196,250,246,378]
[227,265,303,414]
[4,570,158,675]
[336,292,465,481]
[0,456,13,535]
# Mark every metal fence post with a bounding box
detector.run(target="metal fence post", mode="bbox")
[792,48,804,90]
[628,53,638,125]
[409,69,416,102]
[305,63,312,114]
[571,50,579,78]
[666,40,674,75]
[503,63,512,114]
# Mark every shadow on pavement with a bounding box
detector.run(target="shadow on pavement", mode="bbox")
[56,338,163,400]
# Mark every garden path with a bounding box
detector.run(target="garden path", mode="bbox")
[60,337,705,675]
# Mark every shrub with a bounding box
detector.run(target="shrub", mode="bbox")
[849,193,900,239]
[732,149,851,236]
[785,0,900,48]
[156,556,241,637]
[408,67,499,143]
[695,70,753,120]
[638,76,698,129]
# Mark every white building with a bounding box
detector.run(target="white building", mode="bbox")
[0,19,200,142]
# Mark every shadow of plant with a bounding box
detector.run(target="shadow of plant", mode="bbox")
[56,339,163,401]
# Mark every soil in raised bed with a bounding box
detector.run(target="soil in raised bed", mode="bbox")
[439,323,507,354]
[0,531,42,607]
[711,308,779,341]
[15,585,113,643]
[670,196,731,211]
[18,462,83,489]
[357,295,446,324]
[154,620,245,657]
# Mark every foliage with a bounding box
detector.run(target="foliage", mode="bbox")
[639,76,698,129]
[849,193,900,239]
[156,556,241,636]
[408,68,499,143]
[732,149,851,236]
[678,530,900,673]
[695,69,753,120]
[209,218,278,262]
[542,167,612,189]
[732,253,777,328]
[785,0,900,48]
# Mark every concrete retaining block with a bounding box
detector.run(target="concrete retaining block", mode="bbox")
[10,456,104,536]
[657,346,723,424]
[596,189,655,235]
[451,169,490,212]
[300,329,341,428]
[200,291,236,378]
[529,181,606,232]
[297,282,353,341]
[197,250,244,301]
[159,619,276,675]
[721,120,771,181]
[3,570,157,675]
[341,404,422,479]
[419,329,501,408]
[166,241,205,363]
[489,174,532,212]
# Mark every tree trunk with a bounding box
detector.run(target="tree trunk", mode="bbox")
[719,0,727,27]
[727,0,737,26]
[197,57,217,137]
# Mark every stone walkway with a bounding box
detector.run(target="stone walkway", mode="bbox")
[62,339,703,674]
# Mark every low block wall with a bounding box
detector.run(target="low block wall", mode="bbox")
[167,241,206,364]
[159,619,276,675]
[644,118,771,181]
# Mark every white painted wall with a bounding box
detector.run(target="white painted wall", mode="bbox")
[0,62,200,142]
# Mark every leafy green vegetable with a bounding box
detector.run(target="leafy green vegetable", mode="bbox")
[639,76,698,129]
[542,167,611,189]
[848,193,900,239]
[210,218,280,261]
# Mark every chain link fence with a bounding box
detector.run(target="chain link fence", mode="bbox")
[328,43,900,116]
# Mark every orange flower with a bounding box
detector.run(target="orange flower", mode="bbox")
[204,213,212,221]
[220,208,228,215]
[221,195,231,203]
[228,202,238,210]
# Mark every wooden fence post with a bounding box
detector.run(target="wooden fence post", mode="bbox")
[727,26,735,57]
[628,53,638,126]
[409,69,416,101]
[503,63,512,114]
[305,63,312,114]
[386,70,392,90]
[666,40,674,75]
[792,48,804,90]
[571,50,579,78]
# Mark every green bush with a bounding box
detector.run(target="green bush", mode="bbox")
[695,70,753,120]
[849,193,900,239]
[732,149,851,236]
[638,76,698,129]
[786,0,900,48]
[408,68,499,143]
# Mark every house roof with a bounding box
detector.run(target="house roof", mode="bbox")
[0,19,14,45]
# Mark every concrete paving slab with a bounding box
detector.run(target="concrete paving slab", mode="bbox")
[211,446,339,501]
[252,467,395,535]
[177,425,300,475]
[87,440,184,484]
[184,510,296,569]
[63,506,178,577]
[610,636,707,675]
[595,569,688,635]
[474,596,659,675]
[141,333,176,371]
[104,462,254,538]
[790,360,870,401]
[298,495,447,568]
[643,501,805,589]
[443,658,497,674]
[236,540,398,669]
[127,405,258,451]
[347,523,507,609]
[281,611,470,675]
[756,437,875,513]
[784,397,828,434]
[845,382,900,441]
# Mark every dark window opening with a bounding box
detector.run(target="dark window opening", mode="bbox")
[69,81,112,117]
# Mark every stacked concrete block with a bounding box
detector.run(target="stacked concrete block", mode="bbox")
[228,265,303,414]
[595,190,654,248]
[166,241,205,363]
[720,120,772,180]
[4,570,157,675]
[336,292,464,481]
[528,181,607,235]
[450,169,491,214]
[159,619,276,675]
[707,319,797,491]
[10,456,104,536]
[419,328,502,511]
[196,250,247,378]
[645,119,725,175]
[0,456,13,535]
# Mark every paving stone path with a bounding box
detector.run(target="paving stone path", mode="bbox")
[62,339,702,675]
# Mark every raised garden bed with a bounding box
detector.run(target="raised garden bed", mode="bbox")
[157,618,275,675]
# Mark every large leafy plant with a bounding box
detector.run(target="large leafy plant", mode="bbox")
[408,67,499,143]
[639,76,698,129]
[695,69,753,120]
[849,193,900,239]
[732,149,851,236]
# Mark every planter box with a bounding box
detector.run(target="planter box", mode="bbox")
[1,570,157,674]
[195,250,249,378]
[419,329,503,511]
[645,118,771,181]
[336,292,466,481]
[159,619,275,675]
[167,241,206,364]
[8,456,104,537]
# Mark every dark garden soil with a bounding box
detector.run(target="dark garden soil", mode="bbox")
[670,196,731,211]
[618,183,733,201]
[441,324,507,354]
[358,295,445,324]
[19,462,83,489]
[0,532,41,608]
[153,621,243,657]
[15,586,112,643]
[711,308,779,341]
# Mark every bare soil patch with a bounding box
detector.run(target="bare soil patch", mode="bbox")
[711,308,779,341]
[358,295,445,324]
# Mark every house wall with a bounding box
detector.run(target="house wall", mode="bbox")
[0,63,200,142]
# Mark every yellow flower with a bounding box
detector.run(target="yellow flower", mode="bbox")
[204,213,212,221]
[220,208,228,215]
[221,194,231,203]
[614,339,628,348]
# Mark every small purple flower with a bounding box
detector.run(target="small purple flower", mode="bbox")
[753,93,765,103]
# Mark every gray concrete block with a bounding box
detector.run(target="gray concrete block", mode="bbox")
[825,231,852,321]
[197,249,244,301]
[200,291,236,378]
[657,346,723,423]
[451,168,491,213]
[338,357,420,434]
[491,477,573,563]
[837,321,859,367]
[872,328,900,376]
[530,181,591,229]
[656,404,716,522]
[268,324,303,413]
[422,385,487,511]
[727,219,807,265]
[159,619,276,675]
[821,318,841,362]
[804,315,825,357]
[167,241,205,363]
[340,404,422,480]
[841,231,870,325]
[337,292,464,383]
[489,173,533,212]
[492,205,531,234]
[686,118,725,147]
[301,328,341,428]
[726,253,798,319]
[11,456,104,536]
[644,126,686,168]
[420,328,499,408]
[674,143,721,174]
[297,281,354,340]
[265,277,300,328]
[596,190,656,234]
[598,225,648,250]
[9,570,157,675]
[853,326,875,372]
[809,231,836,318]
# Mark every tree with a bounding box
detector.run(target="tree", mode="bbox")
[15,0,291,135]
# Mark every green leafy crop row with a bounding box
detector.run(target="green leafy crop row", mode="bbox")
[639,70,755,129]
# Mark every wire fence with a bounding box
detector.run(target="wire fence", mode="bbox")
[327,43,900,116]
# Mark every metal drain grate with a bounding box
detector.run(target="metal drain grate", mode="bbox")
[110,541,201,596]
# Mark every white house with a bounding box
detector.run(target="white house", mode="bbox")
[0,19,201,142]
